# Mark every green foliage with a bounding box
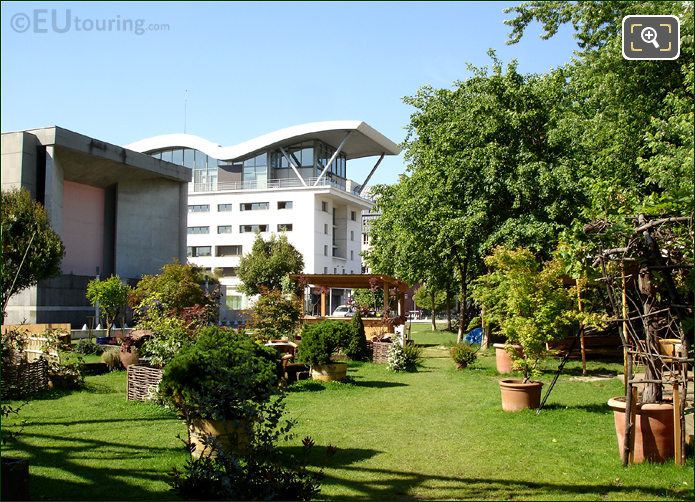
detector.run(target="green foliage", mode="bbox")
[450,343,478,368]
[75,339,105,356]
[297,321,354,366]
[249,289,302,341]
[100,349,122,371]
[160,327,280,421]
[136,294,190,368]
[170,396,321,501]
[237,234,304,296]
[345,312,371,362]
[412,285,448,314]
[1,188,65,312]
[351,288,383,311]
[471,246,603,381]
[86,275,130,334]
[131,262,212,314]
[387,342,423,372]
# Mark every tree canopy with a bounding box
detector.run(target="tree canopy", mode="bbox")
[237,234,304,296]
[1,188,65,314]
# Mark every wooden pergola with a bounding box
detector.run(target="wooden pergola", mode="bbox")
[290,273,409,318]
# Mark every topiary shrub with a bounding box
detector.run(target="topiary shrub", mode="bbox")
[345,312,371,361]
[297,321,354,366]
[159,327,281,421]
[387,340,423,372]
[450,343,478,369]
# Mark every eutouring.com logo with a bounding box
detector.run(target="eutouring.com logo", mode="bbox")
[10,9,170,35]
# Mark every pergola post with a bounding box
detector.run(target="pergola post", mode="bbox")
[383,281,390,316]
[320,289,327,317]
[398,292,405,317]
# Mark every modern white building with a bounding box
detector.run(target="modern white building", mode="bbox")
[127,121,399,322]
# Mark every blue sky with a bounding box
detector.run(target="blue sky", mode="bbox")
[1,1,578,185]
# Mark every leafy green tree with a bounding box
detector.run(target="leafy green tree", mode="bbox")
[413,284,448,331]
[351,288,383,312]
[86,275,131,335]
[248,289,302,341]
[1,189,65,315]
[237,234,304,296]
[131,262,212,315]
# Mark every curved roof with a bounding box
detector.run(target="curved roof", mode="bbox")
[126,120,401,161]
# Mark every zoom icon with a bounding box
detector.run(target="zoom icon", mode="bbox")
[623,15,680,60]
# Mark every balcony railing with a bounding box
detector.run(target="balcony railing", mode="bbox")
[192,177,372,200]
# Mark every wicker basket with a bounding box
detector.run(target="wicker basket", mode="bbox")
[1,359,48,399]
[126,365,163,401]
[372,341,393,364]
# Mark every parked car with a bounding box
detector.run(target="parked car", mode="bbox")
[330,305,355,317]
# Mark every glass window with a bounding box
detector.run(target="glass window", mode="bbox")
[278,201,293,209]
[188,246,211,257]
[171,149,183,166]
[301,147,314,167]
[182,149,195,168]
[194,150,206,169]
[161,149,173,163]
[217,245,243,257]
[324,224,328,234]
[240,224,268,233]
[218,203,233,212]
[188,204,210,213]
[240,202,269,211]
[217,225,234,234]
[277,224,293,232]
[323,267,328,274]
[350,230,354,241]
[220,267,238,277]
[324,245,328,256]
[226,294,242,310]
[187,226,209,234]
[321,201,328,212]
[351,211,356,221]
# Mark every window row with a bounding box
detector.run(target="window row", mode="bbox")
[189,224,294,235]
[188,201,292,213]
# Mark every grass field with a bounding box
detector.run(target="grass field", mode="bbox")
[2,324,692,500]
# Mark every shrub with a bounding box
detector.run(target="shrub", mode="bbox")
[450,343,478,369]
[136,294,190,367]
[75,339,104,356]
[249,289,301,341]
[101,349,121,371]
[387,341,422,372]
[344,312,371,361]
[170,397,321,501]
[159,327,280,421]
[297,321,353,366]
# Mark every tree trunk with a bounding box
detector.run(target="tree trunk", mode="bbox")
[445,289,452,331]
[430,290,437,331]
[480,307,489,350]
[454,255,469,343]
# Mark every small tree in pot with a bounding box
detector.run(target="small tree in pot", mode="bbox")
[472,246,601,411]
[297,321,354,382]
[159,326,281,458]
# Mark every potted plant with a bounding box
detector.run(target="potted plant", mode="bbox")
[472,247,595,411]
[159,326,280,458]
[297,320,353,381]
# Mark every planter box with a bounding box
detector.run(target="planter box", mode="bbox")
[372,341,392,364]
[311,362,348,382]
[126,365,163,401]
[1,359,48,399]
[1,457,29,501]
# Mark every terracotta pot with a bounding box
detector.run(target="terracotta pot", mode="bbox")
[1,457,29,501]
[499,379,543,411]
[188,418,249,459]
[119,346,141,368]
[607,397,674,463]
[493,343,522,374]
[311,362,348,382]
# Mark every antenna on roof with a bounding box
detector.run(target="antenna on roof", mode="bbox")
[184,89,189,133]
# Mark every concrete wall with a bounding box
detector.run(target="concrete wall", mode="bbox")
[114,178,187,278]
[1,132,41,197]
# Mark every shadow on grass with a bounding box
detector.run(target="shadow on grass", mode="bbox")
[541,366,619,378]
[9,429,186,501]
[540,402,611,414]
[311,463,690,501]
[287,378,408,393]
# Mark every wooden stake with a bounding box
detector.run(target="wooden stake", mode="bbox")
[628,386,638,465]
[576,278,587,376]
[673,381,682,465]
[621,261,629,394]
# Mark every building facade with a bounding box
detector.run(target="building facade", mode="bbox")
[128,121,399,321]
[1,126,191,326]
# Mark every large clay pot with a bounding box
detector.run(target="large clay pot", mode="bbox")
[311,362,348,382]
[1,457,29,500]
[607,397,674,463]
[499,379,543,411]
[119,330,151,369]
[188,418,249,459]
[493,343,522,374]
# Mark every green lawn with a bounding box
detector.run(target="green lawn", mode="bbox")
[2,327,692,500]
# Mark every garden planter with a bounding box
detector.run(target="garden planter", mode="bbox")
[311,362,348,382]
[188,418,249,459]
[499,379,543,411]
[493,343,522,374]
[1,457,29,500]
[657,339,682,360]
[607,397,674,463]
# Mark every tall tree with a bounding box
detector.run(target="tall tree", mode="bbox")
[237,234,304,296]
[1,189,65,315]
